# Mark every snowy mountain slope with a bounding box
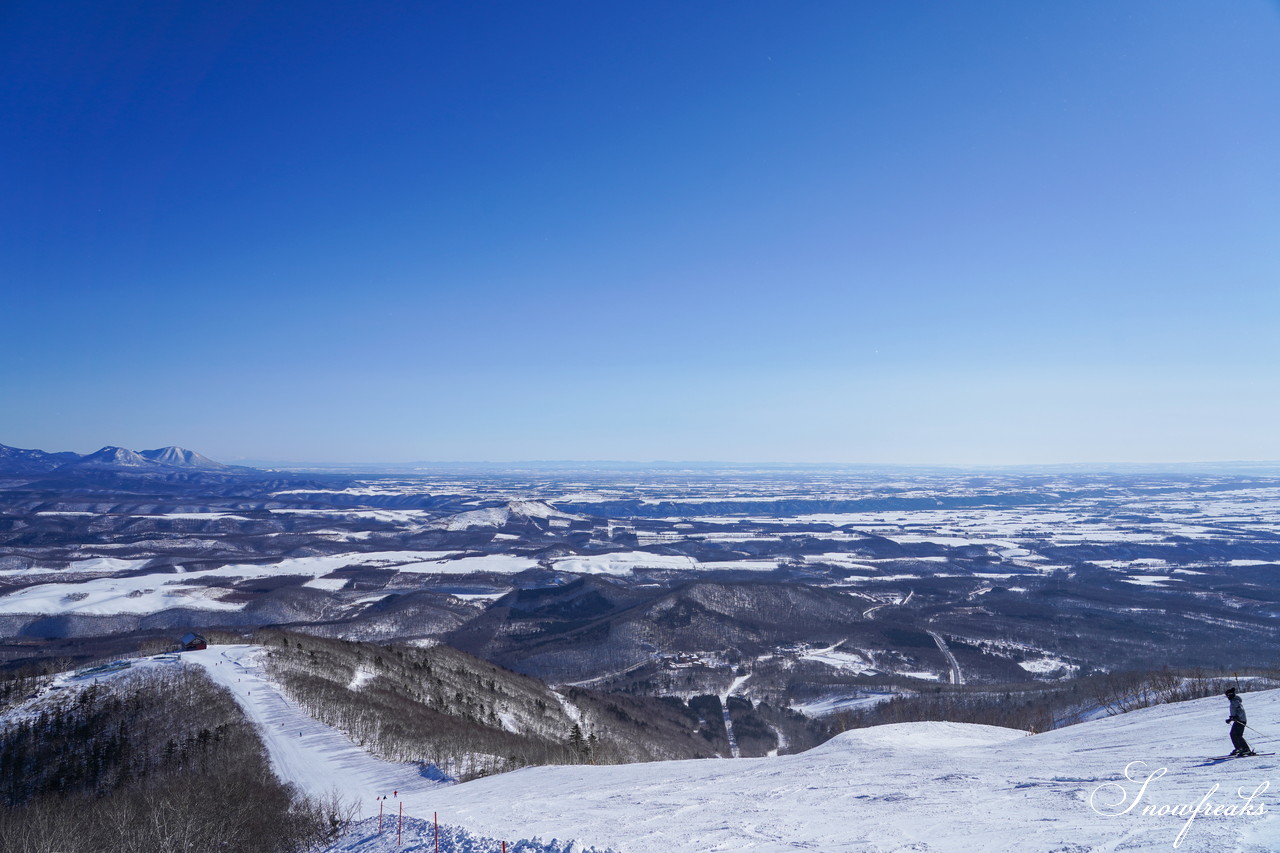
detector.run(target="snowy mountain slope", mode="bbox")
[0,442,80,474]
[335,691,1279,852]
[176,645,1279,852]
[184,645,450,804]
[71,446,152,468]
[139,445,230,469]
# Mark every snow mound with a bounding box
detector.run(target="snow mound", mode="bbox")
[401,690,1280,852]
[813,720,1027,753]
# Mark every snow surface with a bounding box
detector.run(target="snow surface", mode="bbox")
[791,692,895,717]
[802,553,880,571]
[0,551,478,615]
[37,645,1277,852]
[1123,575,1177,587]
[799,644,878,676]
[551,552,777,575]
[1017,657,1078,675]
[0,574,245,615]
[397,707,1279,852]
[392,554,542,575]
[327,817,617,853]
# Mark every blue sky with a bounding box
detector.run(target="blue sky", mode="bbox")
[3,1,1278,465]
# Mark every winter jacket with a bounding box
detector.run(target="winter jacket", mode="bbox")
[1228,695,1246,724]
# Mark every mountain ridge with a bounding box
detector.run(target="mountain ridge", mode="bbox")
[0,441,256,479]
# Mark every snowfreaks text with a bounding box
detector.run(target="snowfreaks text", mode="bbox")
[1089,761,1268,848]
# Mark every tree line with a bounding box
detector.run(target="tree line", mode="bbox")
[832,667,1280,734]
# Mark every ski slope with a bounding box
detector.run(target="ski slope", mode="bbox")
[176,648,1279,851]
[185,645,450,806]
[399,708,1278,853]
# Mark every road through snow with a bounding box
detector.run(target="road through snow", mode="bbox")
[927,629,965,686]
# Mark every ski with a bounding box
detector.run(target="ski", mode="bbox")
[1203,752,1273,762]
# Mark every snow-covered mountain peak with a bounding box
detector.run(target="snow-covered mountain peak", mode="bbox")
[139,445,228,469]
[79,446,151,467]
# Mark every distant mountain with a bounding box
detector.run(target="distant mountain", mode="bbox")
[71,446,153,468]
[0,443,81,475]
[138,446,230,470]
[0,442,255,479]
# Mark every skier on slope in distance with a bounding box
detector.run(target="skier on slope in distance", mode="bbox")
[1225,687,1255,757]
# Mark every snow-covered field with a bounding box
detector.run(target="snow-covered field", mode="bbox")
[798,643,878,676]
[8,476,1280,624]
[151,647,1280,852]
[551,551,779,575]
[0,551,463,615]
[0,547,786,617]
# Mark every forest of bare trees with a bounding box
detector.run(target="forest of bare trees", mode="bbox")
[833,668,1280,734]
[0,666,345,853]
[258,631,828,780]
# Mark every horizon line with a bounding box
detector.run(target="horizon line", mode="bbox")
[236,457,1280,470]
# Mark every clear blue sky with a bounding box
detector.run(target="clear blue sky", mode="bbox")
[3,1,1278,465]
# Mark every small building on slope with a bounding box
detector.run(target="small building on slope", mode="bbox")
[178,632,207,651]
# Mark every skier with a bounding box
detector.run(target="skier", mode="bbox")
[1225,687,1255,756]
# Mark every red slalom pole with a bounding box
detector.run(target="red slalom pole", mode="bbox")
[398,801,403,847]
[434,811,439,853]
[379,799,384,833]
